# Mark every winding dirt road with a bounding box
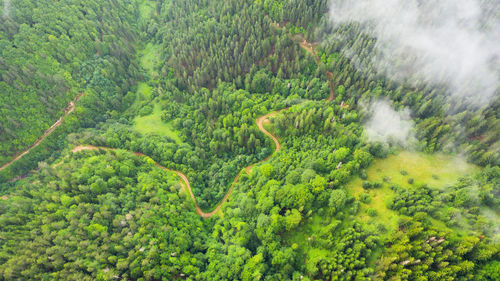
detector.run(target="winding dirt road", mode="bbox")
[4,25,336,218]
[0,93,84,172]
[71,109,282,218]
[299,39,335,101]
[278,24,336,102]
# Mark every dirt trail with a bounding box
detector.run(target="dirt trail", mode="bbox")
[280,26,336,102]
[257,111,282,153]
[300,38,335,101]
[0,93,84,172]
[70,110,283,218]
[4,23,338,218]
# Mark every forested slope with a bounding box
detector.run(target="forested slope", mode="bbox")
[0,149,209,279]
[0,0,138,168]
[75,0,333,210]
[314,7,500,165]
[0,0,498,280]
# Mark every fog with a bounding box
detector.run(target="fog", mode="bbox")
[364,100,415,146]
[481,208,500,244]
[2,0,9,17]
[329,0,500,106]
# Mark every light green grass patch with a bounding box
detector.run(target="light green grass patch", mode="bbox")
[284,213,331,261]
[137,82,153,100]
[128,82,153,112]
[140,43,161,77]
[347,151,479,237]
[133,102,182,143]
[139,0,155,21]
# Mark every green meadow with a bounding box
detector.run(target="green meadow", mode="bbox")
[347,151,479,236]
[133,102,182,143]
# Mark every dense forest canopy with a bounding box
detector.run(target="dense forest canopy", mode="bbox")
[0,0,499,280]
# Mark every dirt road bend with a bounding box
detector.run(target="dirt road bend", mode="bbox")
[70,110,283,218]
[0,93,84,172]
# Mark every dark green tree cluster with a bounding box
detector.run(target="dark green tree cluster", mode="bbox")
[376,217,499,280]
[154,0,319,91]
[257,0,329,39]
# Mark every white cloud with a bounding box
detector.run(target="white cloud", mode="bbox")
[2,0,9,17]
[329,0,500,106]
[364,100,415,146]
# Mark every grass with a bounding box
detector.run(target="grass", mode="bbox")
[133,102,182,143]
[285,213,329,260]
[140,43,161,77]
[127,82,153,113]
[139,0,155,21]
[282,151,480,269]
[137,82,153,100]
[347,151,479,237]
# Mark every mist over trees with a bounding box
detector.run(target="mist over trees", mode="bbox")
[0,0,498,280]
[328,0,500,106]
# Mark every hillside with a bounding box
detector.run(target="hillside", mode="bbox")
[0,0,498,280]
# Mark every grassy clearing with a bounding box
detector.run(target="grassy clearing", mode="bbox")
[285,213,329,259]
[347,151,479,237]
[133,102,182,143]
[136,82,153,101]
[139,0,155,20]
[284,151,479,266]
[140,43,161,77]
[127,82,153,113]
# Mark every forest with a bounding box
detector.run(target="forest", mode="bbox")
[0,0,499,280]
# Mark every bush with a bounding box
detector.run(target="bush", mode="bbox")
[366,208,378,217]
[360,170,368,180]
[139,105,153,116]
[360,193,371,203]
[369,142,389,158]
[362,181,382,189]
[362,181,372,189]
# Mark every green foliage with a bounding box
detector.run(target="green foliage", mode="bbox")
[316,17,500,166]
[0,0,498,280]
[0,150,208,280]
[0,0,138,167]
[376,219,499,281]
[138,105,153,116]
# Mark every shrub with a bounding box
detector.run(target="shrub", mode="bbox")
[360,193,371,203]
[366,208,378,217]
[139,105,153,116]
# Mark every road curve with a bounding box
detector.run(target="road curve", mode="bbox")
[4,27,336,218]
[0,93,84,172]
[71,110,283,218]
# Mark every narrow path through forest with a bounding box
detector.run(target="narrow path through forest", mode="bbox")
[3,24,336,219]
[298,37,335,101]
[69,32,334,218]
[71,110,283,218]
[0,93,84,172]
[275,22,336,101]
